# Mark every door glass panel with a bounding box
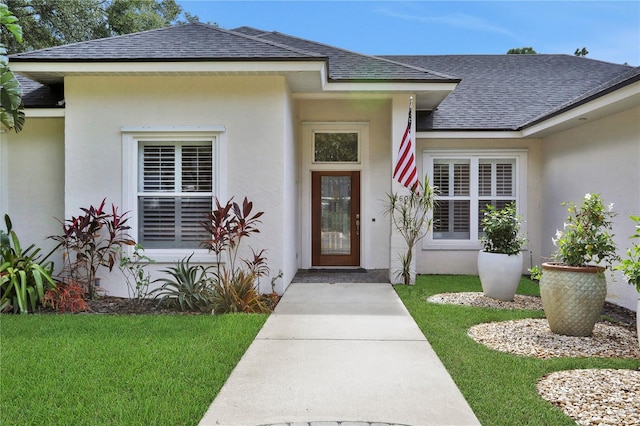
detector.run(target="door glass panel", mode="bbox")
[320,175,351,255]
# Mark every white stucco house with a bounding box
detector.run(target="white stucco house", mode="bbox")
[2,24,639,310]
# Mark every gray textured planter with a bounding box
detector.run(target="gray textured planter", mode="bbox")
[478,251,523,301]
[540,262,606,337]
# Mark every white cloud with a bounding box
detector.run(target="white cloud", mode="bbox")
[376,6,516,37]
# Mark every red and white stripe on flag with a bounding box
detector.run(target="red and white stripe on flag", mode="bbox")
[393,102,419,191]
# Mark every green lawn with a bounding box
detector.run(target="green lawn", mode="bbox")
[0,314,267,425]
[395,275,640,426]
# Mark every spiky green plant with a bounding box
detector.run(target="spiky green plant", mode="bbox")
[151,255,214,312]
[384,177,436,285]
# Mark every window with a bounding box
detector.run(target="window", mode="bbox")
[424,150,526,248]
[122,127,224,259]
[313,132,359,163]
[138,142,212,249]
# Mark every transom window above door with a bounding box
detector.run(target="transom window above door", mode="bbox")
[313,132,359,163]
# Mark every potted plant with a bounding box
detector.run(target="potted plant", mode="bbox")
[540,193,619,337]
[614,215,640,346]
[478,203,526,301]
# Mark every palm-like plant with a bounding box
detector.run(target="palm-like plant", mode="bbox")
[1,215,56,313]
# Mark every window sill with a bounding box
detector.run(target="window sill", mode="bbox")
[132,249,223,264]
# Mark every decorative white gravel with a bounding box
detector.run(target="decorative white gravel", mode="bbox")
[427,291,640,425]
[537,369,640,426]
[468,318,640,359]
[427,292,543,310]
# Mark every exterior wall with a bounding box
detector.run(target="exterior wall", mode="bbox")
[297,98,392,270]
[0,118,65,268]
[280,91,299,293]
[542,106,640,311]
[416,137,544,275]
[64,75,291,296]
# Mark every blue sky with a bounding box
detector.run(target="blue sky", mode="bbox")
[177,1,640,65]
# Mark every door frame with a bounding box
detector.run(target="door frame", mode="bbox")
[311,170,361,266]
[300,122,370,269]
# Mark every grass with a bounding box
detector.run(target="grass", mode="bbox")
[395,275,640,426]
[0,313,267,425]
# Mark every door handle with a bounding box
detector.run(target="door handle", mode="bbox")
[355,214,360,236]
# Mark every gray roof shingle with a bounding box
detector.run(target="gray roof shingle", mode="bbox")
[234,27,456,82]
[383,55,635,130]
[17,75,64,108]
[12,23,638,129]
[9,23,324,61]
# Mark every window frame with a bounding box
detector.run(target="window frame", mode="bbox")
[422,149,527,250]
[122,126,226,262]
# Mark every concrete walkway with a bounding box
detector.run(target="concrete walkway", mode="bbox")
[198,283,480,426]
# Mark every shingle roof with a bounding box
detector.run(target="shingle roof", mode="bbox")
[12,23,637,129]
[9,23,324,61]
[233,26,456,82]
[17,75,64,108]
[382,55,635,131]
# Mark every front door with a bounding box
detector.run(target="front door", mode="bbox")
[311,171,360,266]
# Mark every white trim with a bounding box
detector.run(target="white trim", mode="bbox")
[12,61,326,75]
[121,125,225,133]
[300,122,370,269]
[322,81,458,93]
[25,108,65,118]
[422,149,528,251]
[417,130,524,139]
[121,127,226,263]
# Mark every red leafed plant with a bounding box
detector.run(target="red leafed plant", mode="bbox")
[198,197,271,313]
[43,282,88,313]
[49,199,135,298]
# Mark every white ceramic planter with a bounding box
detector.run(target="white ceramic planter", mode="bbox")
[637,299,639,348]
[477,251,523,302]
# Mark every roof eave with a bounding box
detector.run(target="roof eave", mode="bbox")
[521,77,640,138]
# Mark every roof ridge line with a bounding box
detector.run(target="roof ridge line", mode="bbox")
[216,24,325,59]
[264,30,447,79]
[373,55,459,80]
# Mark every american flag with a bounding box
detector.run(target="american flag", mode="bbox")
[393,100,419,192]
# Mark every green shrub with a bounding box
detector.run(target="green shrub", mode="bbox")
[480,202,526,255]
[151,255,214,312]
[210,269,269,314]
[615,215,640,293]
[1,214,56,314]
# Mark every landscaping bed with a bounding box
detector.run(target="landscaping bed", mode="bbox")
[396,275,639,426]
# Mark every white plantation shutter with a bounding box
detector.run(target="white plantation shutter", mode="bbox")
[142,146,175,192]
[428,154,522,243]
[139,142,213,249]
[433,159,471,239]
[478,159,516,233]
[182,145,213,192]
